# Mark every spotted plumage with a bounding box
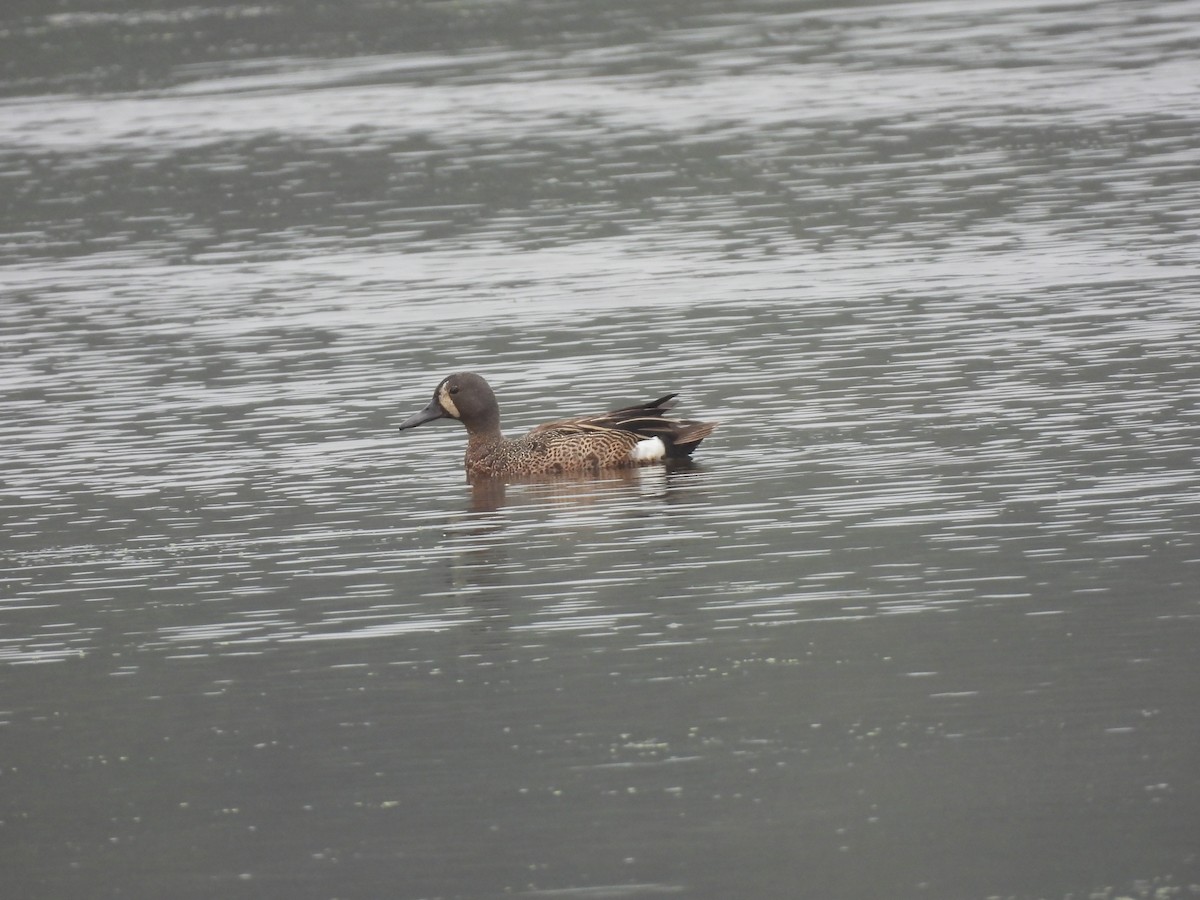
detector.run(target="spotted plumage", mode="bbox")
[397,372,717,480]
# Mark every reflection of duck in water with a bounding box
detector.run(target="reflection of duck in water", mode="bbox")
[398,372,718,481]
[467,467,682,514]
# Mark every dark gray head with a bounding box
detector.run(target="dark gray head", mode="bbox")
[397,372,500,434]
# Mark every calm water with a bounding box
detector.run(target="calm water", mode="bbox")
[2,1,1199,898]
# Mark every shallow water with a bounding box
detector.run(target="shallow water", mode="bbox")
[2,1,1199,898]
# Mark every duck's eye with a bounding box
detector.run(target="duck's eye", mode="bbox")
[449,386,460,395]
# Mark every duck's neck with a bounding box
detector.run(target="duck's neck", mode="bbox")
[465,418,503,455]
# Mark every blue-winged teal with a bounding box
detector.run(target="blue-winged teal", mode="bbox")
[398,372,717,479]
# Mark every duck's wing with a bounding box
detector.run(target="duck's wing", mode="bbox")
[531,393,716,459]
[530,394,678,435]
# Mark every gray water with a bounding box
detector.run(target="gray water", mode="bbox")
[2,1,1199,898]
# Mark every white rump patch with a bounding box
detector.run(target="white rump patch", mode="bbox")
[631,437,666,463]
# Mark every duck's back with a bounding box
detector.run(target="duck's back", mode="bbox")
[466,395,716,477]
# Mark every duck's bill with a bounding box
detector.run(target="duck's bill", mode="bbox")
[397,401,446,431]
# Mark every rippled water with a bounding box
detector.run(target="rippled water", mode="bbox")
[3,1,1199,898]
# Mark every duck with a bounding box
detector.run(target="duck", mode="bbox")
[397,372,717,480]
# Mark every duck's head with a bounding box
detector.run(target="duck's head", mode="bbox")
[398,372,499,432]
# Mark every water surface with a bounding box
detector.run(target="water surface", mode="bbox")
[2,1,1199,898]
